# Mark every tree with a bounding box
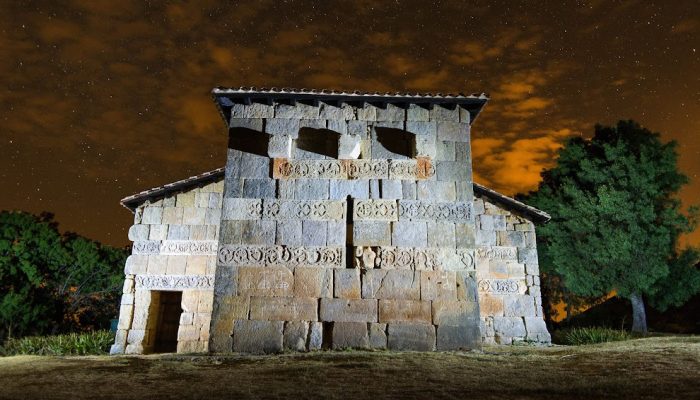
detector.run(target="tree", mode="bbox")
[0,211,128,340]
[522,121,700,334]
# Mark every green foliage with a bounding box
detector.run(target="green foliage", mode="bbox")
[1,330,115,356]
[523,121,700,313]
[0,211,128,341]
[554,327,630,346]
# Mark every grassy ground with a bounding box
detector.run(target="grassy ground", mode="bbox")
[0,336,697,400]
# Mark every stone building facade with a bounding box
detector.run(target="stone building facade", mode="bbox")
[111,88,551,355]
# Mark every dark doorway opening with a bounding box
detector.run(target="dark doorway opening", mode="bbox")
[152,291,183,353]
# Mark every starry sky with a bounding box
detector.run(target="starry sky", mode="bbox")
[1,0,698,247]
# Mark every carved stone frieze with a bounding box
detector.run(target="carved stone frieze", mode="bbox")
[388,158,435,180]
[476,246,518,261]
[273,158,433,180]
[398,201,472,222]
[135,274,215,289]
[132,240,161,255]
[132,240,218,255]
[218,245,344,268]
[262,200,345,221]
[477,279,520,294]
[353,199,399,221]
[354,246,475,270]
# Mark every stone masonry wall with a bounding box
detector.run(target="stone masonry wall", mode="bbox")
[209,100,483,353]
[473,195,551,344]
[110,181,223,354]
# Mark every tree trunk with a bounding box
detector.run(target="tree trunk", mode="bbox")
[630,292,648,334]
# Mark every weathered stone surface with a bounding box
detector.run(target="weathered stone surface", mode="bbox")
[338,134,361,159]
[456,271,478,301]
[436,161,470,182]
[327,119,348,135]
[479,295,505,317]
[332,322,369,349]
[353,199,398,221]
[128,225,150,241]
[276,221,302,246]
[334,268,361,299]
[432,300,479,326]
[268,135,293,158]
[275,103,319,119]
[387,323,435,351]
[379,299,432,323]
[326,220,345,246]
[295,268,333,298]
[477,279,525,295]
[475,229,497,246]
[391,221,428,247]
[284,321,309,351]
[379,180,402,199]
[492,316,526,342]
[233,320,283,354]
[142,207,163,225]
[479,214,505,231]
[388,159,435,180]
[435,140,455,161]
[230,103,274,119]
[330,179,369,199]
[295,179,330,199]
[524,317,551,342]
[218,245,343,268]
[302,220,327,246]
[249,297,318,321]
[420,271,457,301]
[427,222,456,248]
[320,298,378,322]
[362,270,420,300]
[265,118,301,137]
[238,267,293,297]
[518,248,538,265]
[353,221,391,246]
[230,117,264,131]
[347,120,368,136]
[414,136,436,158]
[405,120,436,136]
[243,179,276,199]
[416,181,456,202]
[476,246,518,261]
[375,103,405,121]
[430,105,459,122]
[406,104,429,121]
[437,121,470,142]
[504,295,536,317]
[261,200,344,221]
[309,321,323,350]
[436,324,481,350]
[368,323,388,349]
[319,102,355,120]
[135,275,215,290]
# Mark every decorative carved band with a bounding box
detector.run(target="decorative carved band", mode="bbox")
[398,201,472,222]
[477,279,520,294]
[354,246,475,270]
[222,199,345,221]
[135,274,215,289]
[353,200,399,221]
[132,240,218,256]
[476,246,518,261]
[273,158,435,180]
[218,245,344,268]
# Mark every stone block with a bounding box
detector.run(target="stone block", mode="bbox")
[147,255,168,275]
[347,120,368,136]
[391,221,427,247]
[239,267,294,297]
[275,103,319,119]
[421,271,457,301]
[326,221,345,246]
[414,135,436,158]
[230,117,264,131]
[185,255,208,275]
[295,268,333,298]
[353,199,398,221]
[473,199,485,214]
[161,207,184,225]
[353,221,391,246]
[327,119,348,135]
[369,323,388,349]
[525,263,540,276]
[249,297,318,321]
[166,225,188,240]
[456,180,474,202]
[338,134,361,159]
[205,208,222,225]
[435,141,455,161]
[330,179,369,200]
[265,118,301,137]
[504,295,536,317]
[380,180,402,199]
[117,305,134,329]
[142,207,163,224]
[428,222,456,248]
[417,181,456,202]
[475,230,497,246]
[437,121,470,142]
[319,102,355,120]
[124,255,148,275]
[309,322,323,350]
[459,106,471,123]
[432,300,479,326]
[295,179,330,200]
[233,320,283,354]
[356,103,377,121]
[231,103,274,119]
[437,324,481,350]
[480,214,506,231]
[195,192,210,208]
[298,118,326,129]
[497,231,526,247]
[128,225,150,241]
[436,161,470,181]
[208,192,222,208]
[430,105,459,121]
[524,317,551,342]
[493,317,526,342]
[284,321,309,351]
[454,141,471,162]
[456,271,478,301]
[243,178,276,199]
[268,135,293,158]
[518,248,538,265]
[182,208,206,225]
[375,103,405,121]
[406,104,429,121]
[332,322,369,349]
[405,121,436,136]
[369,179,380,199]
[479,295,505,317]
[401,181,417,200]
[379,300,432,323]
[302,220,327,246]
[334,269,361,299]
[320,298,378,322]
[362,270,420,300]
[387,323,435,351]
[276,220,302,246]
[237,154,270,179]
[240,220,276,245]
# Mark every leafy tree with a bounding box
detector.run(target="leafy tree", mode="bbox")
[523,121,699,333]
[0,211,127,340]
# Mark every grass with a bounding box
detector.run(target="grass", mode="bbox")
[0,330,114,356]
[554,326,631,345]
[0,336,697,400]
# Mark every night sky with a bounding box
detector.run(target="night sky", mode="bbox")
[1,1,698,247]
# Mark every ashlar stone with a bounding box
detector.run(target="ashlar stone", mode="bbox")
[379,299,432,324]
[391,221,428,247]
[320,298,378,322]
[334,269,361,299]
[295,268,333,298]
[362,270,420,300]
[332,322,369,349]
[338,134,361,159]
[233,320,283,354]
[268,135,293,158]
[369,323,388,349]
[283,321,309,352]
[387,323,435,351]
[238,267,294,297]
[249,297,318,321]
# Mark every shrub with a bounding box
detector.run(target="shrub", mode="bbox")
[1,330,114,356]
[554,327,631,345]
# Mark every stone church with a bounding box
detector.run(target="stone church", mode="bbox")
[110,87,552,354]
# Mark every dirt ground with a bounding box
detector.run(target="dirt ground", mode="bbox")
[0,336,697,400]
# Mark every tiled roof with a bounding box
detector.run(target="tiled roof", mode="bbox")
[212,86,489,100]
[121,167,550,223]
